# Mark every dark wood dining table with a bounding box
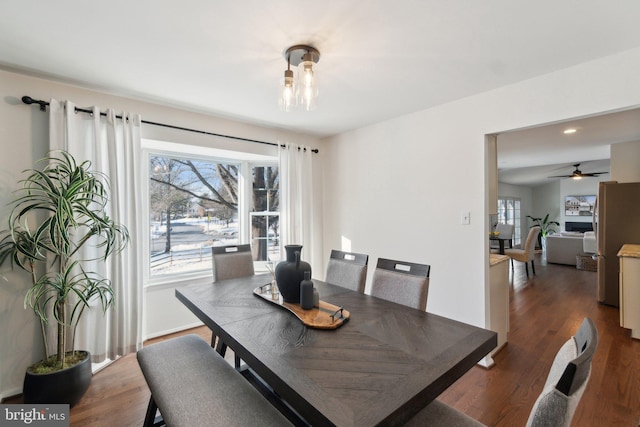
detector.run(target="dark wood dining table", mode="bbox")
[176,273,497,427]
[489,234,513,255]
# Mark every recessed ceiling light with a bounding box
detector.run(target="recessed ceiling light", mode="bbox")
[563,128,577,134]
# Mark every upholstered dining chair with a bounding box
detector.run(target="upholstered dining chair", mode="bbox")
[369,258,430,311]
[211,244,254,367]
[405,317,598,427]
[325,249,369,293]
[212,244,255,282]
[490,223,515,252]
[505,226,541,277]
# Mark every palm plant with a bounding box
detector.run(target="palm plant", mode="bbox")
[526,213,560,238]
[0,151,129,371]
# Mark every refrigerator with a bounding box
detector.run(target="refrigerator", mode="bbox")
[596,181,640,306]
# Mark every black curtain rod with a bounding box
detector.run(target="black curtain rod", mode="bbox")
[21,96,319,154]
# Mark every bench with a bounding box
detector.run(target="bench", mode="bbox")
[137,334,292,427]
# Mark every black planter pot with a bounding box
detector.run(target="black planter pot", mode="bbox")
[275,245,312,303]
[23,351,92,407]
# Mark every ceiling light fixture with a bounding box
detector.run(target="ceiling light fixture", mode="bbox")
[279,45,320,112]
[563,128,577,134]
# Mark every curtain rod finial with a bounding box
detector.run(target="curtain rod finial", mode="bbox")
[22,96,47,111]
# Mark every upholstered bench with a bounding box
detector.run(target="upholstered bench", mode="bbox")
[137,334,292,427]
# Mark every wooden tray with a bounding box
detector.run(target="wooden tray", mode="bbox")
[253,284,350,329]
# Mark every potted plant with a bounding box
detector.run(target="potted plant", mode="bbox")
[0,150,129,406]
[526,213,560,250]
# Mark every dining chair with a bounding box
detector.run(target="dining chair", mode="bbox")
[369,258,430,311]
[504,226,541,277]
[211,244,254,367]
[490,223,514,252]
[325,249,369,293]
[212,243,255,282]
[526,317,598,426]
[405,317,598,427]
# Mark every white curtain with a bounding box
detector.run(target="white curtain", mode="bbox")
[49,99,143,363]
[278,142,315,269]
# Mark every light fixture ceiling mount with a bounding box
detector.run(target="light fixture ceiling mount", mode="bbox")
[279,44,320,112]
[284,45,320,67]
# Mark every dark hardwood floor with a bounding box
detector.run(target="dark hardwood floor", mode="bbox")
[440,254,640,426]
[4,254,640,426]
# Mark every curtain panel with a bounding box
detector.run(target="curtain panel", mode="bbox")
[49,100,143,363]
[278,142,316,271]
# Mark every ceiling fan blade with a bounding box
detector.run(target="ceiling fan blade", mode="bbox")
[580,172,607,176]
[548,164,608,179]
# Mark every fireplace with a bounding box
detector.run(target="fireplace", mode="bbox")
[565,221,593,233]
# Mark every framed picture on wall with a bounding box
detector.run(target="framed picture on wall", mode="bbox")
[565,195,596,216]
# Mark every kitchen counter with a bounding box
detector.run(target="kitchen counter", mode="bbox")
[618,244,640,339]
[490,254,509,266]
[618,244,640,258]
[482,253,510,368]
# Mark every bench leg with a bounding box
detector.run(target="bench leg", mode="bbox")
[531,260,536,275]
[525,262,529,277]
[143,396,164,427]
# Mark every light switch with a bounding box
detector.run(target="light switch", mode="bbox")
[461,211,470,225]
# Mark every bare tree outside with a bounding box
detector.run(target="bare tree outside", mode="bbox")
[252,166,279,262]
[148,154,279,276]
[149,158,192,253]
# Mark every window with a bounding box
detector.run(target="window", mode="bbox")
[497,197,521,246]
[250,165,280,263]
[145,142,279,279]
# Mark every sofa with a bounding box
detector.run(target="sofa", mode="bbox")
[583,231,597,253]
[546,232,595,266]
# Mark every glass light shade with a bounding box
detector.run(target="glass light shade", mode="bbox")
[296,55,318,111]
[279,69,296,112]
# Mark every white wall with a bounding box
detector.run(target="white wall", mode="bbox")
[611,140,640,182]
[321,47,640,330]
[531,181,562,227]
[0,69,322,398]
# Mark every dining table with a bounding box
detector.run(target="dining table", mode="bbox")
[176,273,497,426]
[489,234,513,255]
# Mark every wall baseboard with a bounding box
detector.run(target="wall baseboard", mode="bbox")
[144,321,204,341]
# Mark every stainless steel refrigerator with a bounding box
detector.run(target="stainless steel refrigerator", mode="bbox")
[596,181,640,306]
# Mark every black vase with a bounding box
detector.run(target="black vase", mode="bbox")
[23,351,92,407]
[275,245,312,303]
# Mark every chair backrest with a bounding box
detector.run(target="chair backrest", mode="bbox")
[370,258,430,310]
[526,318,598,427]
[495,223,514,238]
[325,250,369,293]
[524,226,541,259]
[491,223,515,248]
[212,244,255,282]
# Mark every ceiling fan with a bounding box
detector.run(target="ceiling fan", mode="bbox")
[548,163,608,179]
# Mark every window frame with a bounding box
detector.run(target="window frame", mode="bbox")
[142,139,278,287]
[497,197,522,246]
[250,163,280,269]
